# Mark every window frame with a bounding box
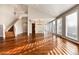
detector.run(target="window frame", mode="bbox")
[57,18,62,35]
[52,20,56,34]
[65,11,78,40]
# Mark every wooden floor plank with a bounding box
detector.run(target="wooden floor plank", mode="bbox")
[0,34,79,55]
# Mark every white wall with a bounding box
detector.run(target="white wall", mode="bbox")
[14,17,28,36]
[0,5,16,38]
[0,5,15,31]
[28,19,50,36]
[35,24,44,33]
[14,19,23,36]
[21,17,28,33]
[28,21,44,35]
[0,4,28,31]
[0,4,28,37]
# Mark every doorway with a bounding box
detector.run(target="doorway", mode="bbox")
[32,23,35,37]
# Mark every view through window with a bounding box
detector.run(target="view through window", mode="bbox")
[57,18,62,35]
[66,12,77,40]
[53,21,56,33]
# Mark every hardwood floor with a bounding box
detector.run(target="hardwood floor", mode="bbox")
[0,34,79,55]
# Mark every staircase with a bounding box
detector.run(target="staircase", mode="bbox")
[5,18,19,39]
[6,18,18,32]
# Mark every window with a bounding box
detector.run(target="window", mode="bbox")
[51,22,53,33]
[49,23,51,33]
[53,21,56,33]
[50,22,53,33]
[57,18,62,35]
[66,12,77,40]
[47,24,50,33]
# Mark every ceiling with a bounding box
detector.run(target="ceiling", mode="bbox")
[28,4,76,19]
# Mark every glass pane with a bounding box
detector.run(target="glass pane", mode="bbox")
[50,22,53,33]
[66,12,77,40]
[57,18,62,35]
[53,21,56,33]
